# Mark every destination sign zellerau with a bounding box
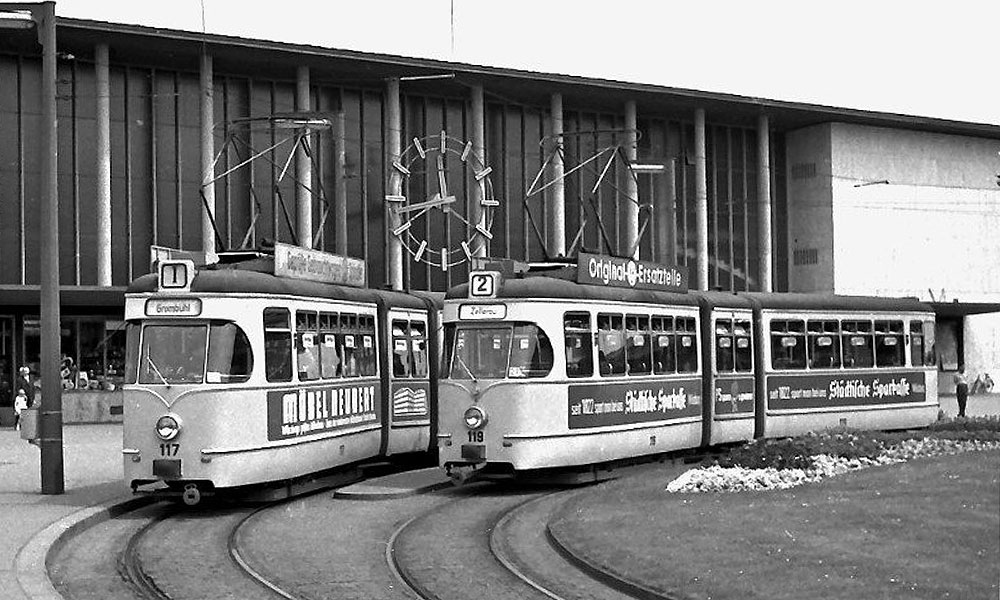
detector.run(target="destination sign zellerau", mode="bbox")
[577,252,686,293]
[273,242,366,288]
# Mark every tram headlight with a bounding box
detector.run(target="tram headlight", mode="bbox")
[463,406,487,430]
[155,414,182,441]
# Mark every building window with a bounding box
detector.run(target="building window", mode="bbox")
[23,317,127,391]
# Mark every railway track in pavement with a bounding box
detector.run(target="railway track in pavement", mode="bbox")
[49,463,681,600]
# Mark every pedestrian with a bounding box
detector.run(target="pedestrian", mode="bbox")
[953,367,969,418]
[15,366,34,408]
[13,387,27,430]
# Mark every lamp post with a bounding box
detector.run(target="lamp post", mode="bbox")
[0,1,63,494]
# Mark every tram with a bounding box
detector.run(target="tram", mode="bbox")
[122,244,440,504]
[437,255,938,482]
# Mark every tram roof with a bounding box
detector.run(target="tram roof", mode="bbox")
[447,276,701,306]
[128,268,432,310]
[740,292,934,313]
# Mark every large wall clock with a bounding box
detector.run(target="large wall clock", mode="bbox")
[385,130,498,270]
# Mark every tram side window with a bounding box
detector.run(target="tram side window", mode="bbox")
[358,315,377,376]
[509,324,554,378]
[910,321,931,366]
[734,320,752,372]
[676,316,698,373]
[652,316,675,374]
[716,319,735,373]
[875,320,905,367]
[807,320,841,369]
[206,322,253,383]
[771,320,806,370]
[339,313,359,377]
[842,320,874,368]
[626,315,652,375]
[264,308,292,382]
[563,312,593,378]
[296,311,321,381]
[597,313,626,376]
[392,319,412,377]
[410,320,429,378]
[320,312,340,378]
[921,320,935,366]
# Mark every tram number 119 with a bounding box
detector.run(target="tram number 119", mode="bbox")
[467,431,484,443]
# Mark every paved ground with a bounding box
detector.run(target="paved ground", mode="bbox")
[0,392,996,600]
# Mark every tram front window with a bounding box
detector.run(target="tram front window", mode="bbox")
[445,323,553,380]
[137,321,253,384]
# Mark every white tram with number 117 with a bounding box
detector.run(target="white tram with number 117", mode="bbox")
[122,245,440,504]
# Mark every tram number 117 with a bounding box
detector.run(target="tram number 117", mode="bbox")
[159,443,180,456]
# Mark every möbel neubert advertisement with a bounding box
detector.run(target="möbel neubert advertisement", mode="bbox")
[568,380,702,429]
[267,383,379,440]
[767,372,926,410]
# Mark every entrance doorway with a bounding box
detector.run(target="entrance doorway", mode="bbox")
[0,316,14,425]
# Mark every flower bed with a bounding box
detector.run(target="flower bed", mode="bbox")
[667,416,1000,493]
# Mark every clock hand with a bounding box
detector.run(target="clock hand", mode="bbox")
[436,154,448,198]
[395,193,457,215]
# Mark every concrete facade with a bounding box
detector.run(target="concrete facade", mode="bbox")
[785,123,1000,393]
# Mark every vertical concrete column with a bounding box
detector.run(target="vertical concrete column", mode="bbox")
[95,44,112,286]
[656,159,677,265]
[37,0,64,494]
[386,78,403,290]
[334,111,348,255]
[624,100,639,259]
[199,53,216,255]
[471,84,487,258]
[295,65,312,248]
[547,93,566,258]
[694,108,709,290]
[757,114,773,292]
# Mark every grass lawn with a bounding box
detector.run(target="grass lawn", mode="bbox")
[548,450,1000,600]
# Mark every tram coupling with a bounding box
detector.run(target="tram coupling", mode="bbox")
[445,462,485,486]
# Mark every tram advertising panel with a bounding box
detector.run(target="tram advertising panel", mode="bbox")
[267,382,380,440]
[713,376,755,416]
[568,379,702,429]
[766,371,926,410]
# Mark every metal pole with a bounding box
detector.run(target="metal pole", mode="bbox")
[471,84,486,258]
[757,114,773,292]
[37,0,63,494]
[386,77,403,290]
[295,66,312,249]
[95,43,112,286]
[334,111,348,256]
[624,101,639,259]
[656,159,677,265]
[694,108,709,291]
[547,93,565,258]
[200,53,216,255]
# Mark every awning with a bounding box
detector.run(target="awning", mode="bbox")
[0,285,127,309]
[929,301,1000,318]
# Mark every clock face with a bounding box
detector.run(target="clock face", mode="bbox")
[385,130,497,270]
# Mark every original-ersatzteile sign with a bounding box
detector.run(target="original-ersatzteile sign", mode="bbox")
[273,242,366,287]
[577,253,686,293]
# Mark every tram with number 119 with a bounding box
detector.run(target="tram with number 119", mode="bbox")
[122,244,440,504]
[437,254,938,482]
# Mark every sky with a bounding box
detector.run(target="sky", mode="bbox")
[50,0,999,126]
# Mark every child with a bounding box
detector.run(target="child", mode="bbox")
[14,387,28,430]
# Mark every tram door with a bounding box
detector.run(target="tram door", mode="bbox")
[387,310,432,428]
[0,317,13,425]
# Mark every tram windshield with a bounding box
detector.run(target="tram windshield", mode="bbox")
[135,321,253,384]
[443,322,553,380]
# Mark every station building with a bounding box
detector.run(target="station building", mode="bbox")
[0,12,998,423]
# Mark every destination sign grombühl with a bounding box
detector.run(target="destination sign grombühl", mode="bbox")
[577,253,686,293]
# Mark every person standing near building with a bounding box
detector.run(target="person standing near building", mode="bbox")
[15,367,35,408]
[953,368,969,418]
[13,386,27,430]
